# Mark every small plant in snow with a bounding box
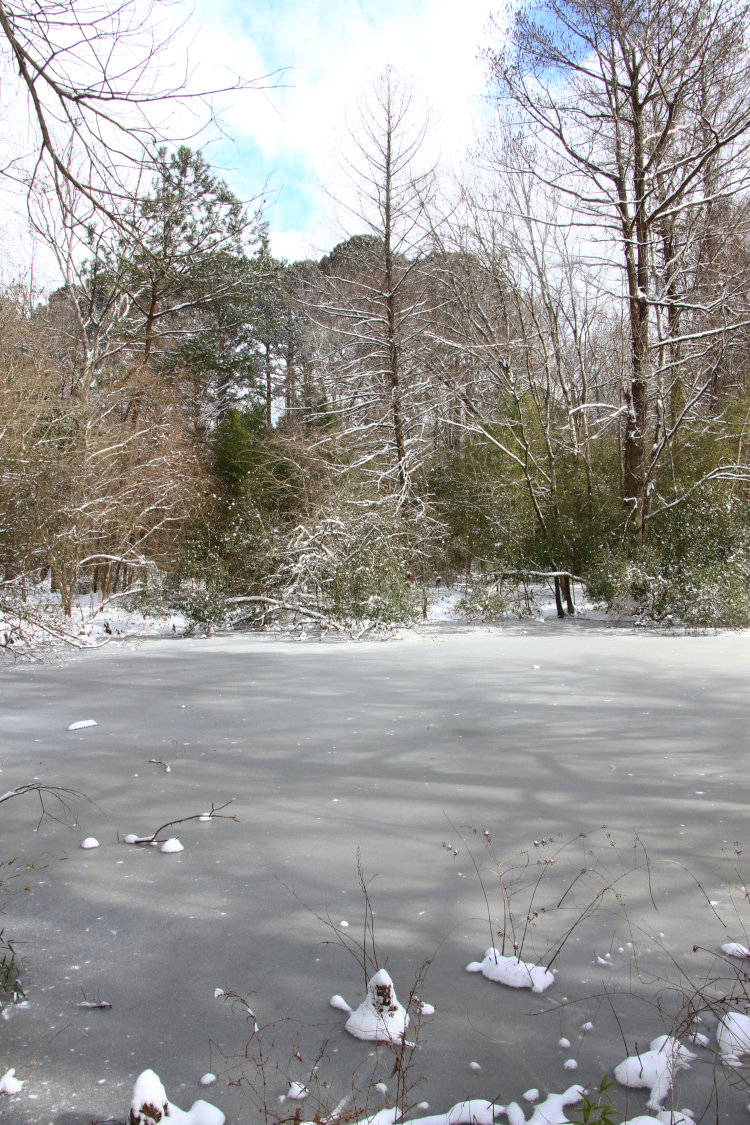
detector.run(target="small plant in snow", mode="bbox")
[0,928,24,1002]
[568,1075,620,1125]
[333,968,410,1043]
[129,1068,224,1125]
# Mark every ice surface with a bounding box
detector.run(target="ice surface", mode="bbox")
[466,949,555,993]
[614,1036,695,1110]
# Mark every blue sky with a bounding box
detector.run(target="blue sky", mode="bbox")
[187,0,504,262]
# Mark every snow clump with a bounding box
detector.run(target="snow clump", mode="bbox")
[67,719,97,730]
[721,942,750,959]
[466,949,555,993]
[621,1114,694,1124]
[130,1068,224,1124]
[340,969,409,1042]
[81,837,100,849]
[0,1067,23,1094]
[614,1035,695,1110]
[160,837,184,853]
[502,1084,584,1124]
[716,1011,750,1066]
[410,1100,504,1125]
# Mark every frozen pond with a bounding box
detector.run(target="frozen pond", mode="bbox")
[0,624,749,1123]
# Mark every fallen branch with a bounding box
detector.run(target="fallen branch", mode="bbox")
[227,595,346,632]
[121,801,238,845]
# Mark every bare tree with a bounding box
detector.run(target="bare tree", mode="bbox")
[0,0,275,232]
[305,68,441,506]
[490,0,750,538]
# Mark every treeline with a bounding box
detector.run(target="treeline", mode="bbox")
[4,0,750,631]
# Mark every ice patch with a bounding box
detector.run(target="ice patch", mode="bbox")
[466,949,555,993]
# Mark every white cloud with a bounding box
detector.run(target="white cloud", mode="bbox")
[188,0,505,259]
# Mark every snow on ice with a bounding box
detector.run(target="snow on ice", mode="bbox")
[613,1036,695,1110]
[466,949,555,993]
[720,941,750,958]
[334,969,410,1043]
[716,1011,750,1065]
[0,1068,23,1095]
[283,1081,308,1100]
[130,1068,224,1125]
[502,1084,584,1124]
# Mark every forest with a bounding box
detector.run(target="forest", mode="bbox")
[3,0,750,640]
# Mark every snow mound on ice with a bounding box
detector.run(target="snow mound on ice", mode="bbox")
[621,1113,694,1124]
[721,942,750,959]
[716,1011,750,1066]
[67,719,97,730]
[502,1084,584,1124]
[614,1036,694,1110]
[407,1099,503,1125]
[81,837,100,849]
[160,837,184,853]
[130,1068,224,1125]
[466,949,555,993]
[343,969,409,1042]
[0,1067,23,1094]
